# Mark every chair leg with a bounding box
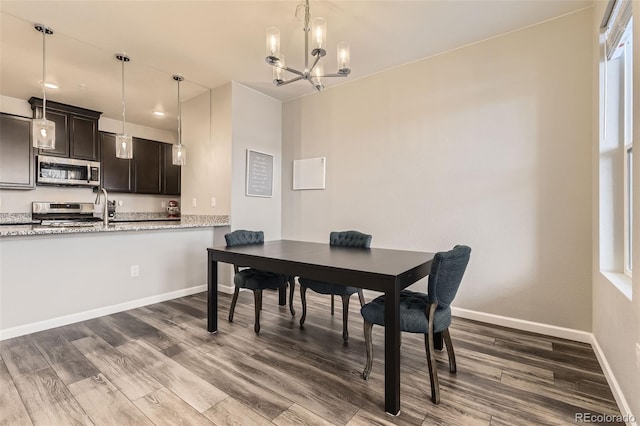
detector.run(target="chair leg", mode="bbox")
[228,287,240,322]
[443,328,457,373]
[357,289,365,307]
[288,278,296,317]
[425,331,440,404]
[253,290,263,334]
[362,320,374,380]
[299,285,307,328]
[341,294,351,342]
[331,294,335,316]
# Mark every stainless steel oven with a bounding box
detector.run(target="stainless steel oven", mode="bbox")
[37,155,100,187]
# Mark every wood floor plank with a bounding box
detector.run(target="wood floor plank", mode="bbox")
[0,357,33,426]
[203,397,274,426]
[272,403,336,426]
[0,336,48,378]
[12,367,92,426]
[210,347,361,424]
[134,387,214,426]
[72,336,163,401]
[117,340,228,413]
[167,343,293,420]
[68,373,153,425]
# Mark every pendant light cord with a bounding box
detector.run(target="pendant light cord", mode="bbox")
[42,27,47,120]
[121,57,126,135]
[177,78,181,146]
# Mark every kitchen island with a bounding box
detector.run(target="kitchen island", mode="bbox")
[0,214,229,237]
[0,214,230,340]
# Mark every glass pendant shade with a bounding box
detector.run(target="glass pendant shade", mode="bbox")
[32,118,56,149]
[273,53,286,83]
[115,134,133,159]
[312,64,324,90]
[337,42,350,74]
[266,27,280,61]
[312,17,326,50]
[172,144,186,166]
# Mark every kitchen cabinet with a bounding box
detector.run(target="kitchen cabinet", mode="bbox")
[101,132,133,192]
[0,113,34,189]
[29,97,101,161]
[100,133,179,195]
[163,143,181,196]
[133,137,163,194]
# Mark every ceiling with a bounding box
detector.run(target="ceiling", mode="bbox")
[1,1,593,131]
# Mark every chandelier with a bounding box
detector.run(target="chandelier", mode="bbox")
[265,0,351,91]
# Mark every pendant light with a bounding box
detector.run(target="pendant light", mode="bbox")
[172,75,186,166]
[32,24,56,150]
[115,53,133,159]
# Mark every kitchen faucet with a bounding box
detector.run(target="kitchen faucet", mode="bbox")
[94,187,109,225]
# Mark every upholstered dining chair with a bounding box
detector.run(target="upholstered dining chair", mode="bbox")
[298,230,372,342]
[360,245,471,404]
[226,230,295,334]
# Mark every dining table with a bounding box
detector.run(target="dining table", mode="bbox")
[206,239,434,415]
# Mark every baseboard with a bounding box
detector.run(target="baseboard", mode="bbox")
[217,283,235,294]
[591,336,638,426]
[0,284,207,341]
[450,306,592,343]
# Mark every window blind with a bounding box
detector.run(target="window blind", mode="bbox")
[602,0,633,60]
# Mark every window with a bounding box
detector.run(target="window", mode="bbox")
[600,0,633,290]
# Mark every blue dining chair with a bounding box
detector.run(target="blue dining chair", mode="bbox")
[226,230,295,334]
[298,230,372,342]
[360,245,471,404]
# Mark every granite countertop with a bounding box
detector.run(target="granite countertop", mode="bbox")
[0,214,230,237]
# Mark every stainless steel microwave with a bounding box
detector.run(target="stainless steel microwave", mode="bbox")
[37,155,100,187]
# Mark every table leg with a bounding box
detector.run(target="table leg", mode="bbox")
[384,285,401,415]
[207,251,218,333]
[278,285,286,306]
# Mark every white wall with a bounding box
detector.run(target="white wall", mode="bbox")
[0,95,177,213]
[230,82,282,240]
[0,228,214,338]
[282,10,593,331]
[591,0,640,420]
[181,88,231,216]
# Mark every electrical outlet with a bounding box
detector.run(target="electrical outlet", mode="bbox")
[192,198,197,207]
[118,200,124,206]
[130,265,139,277]
[161,201,167,208]
[210,197,216,207]
[636,342,640,372]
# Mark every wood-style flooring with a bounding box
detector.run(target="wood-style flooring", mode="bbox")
[0,290,623,425]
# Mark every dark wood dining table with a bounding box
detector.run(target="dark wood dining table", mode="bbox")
[207,239,434,415]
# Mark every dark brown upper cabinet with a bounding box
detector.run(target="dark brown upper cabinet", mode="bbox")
[100,133,180,195]
[29,97,101,161]
[163,143,181,196]
[133,137,163,194]
[0,113,35,189]
[100,132,133,193]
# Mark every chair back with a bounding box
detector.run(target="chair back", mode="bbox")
[329,230,372,248]
[225,230,264,247]
[427,245,471,308]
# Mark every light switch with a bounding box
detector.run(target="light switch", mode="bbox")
[161,201,167,208]
[192,198,197,207]
[210,197,216,207]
